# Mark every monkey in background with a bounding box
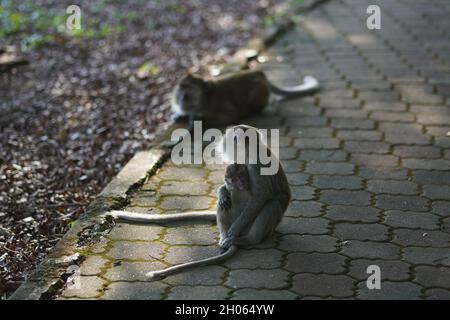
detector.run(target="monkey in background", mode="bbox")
[171,69,319,127]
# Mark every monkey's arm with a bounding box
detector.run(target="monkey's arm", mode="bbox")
[217,184,231,210]
[105,210,217,223]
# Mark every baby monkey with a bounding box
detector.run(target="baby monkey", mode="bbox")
[171,69,319,127]
[107,163,253,279]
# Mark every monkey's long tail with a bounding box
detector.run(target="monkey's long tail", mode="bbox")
[146,245,238,280]
[107,210,217,223]
[269,75,319,97]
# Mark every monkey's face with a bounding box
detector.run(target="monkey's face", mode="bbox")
[175,74,205,114]
[225,164,249,191]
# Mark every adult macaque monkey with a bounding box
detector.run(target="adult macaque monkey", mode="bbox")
[105,125,291,279]
[217,125,291,250]
[107,164,250,279]
[171,69,319,127]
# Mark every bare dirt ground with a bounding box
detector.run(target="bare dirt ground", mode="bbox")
[0,0,284,298]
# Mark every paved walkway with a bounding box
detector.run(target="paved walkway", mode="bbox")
[15,0,450,299]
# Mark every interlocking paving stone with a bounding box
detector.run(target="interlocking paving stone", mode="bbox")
[414,171,450,185]
[294,138,340,149]
[107,241,165,261]
[423,185,450,200]
[80,255,108,276]
[403,247,450,265]
[108,223,162,241]
[367,180,418,195]
[364,101,406,112]
[349,259,411,281]
[326,205,380,223]
[285,252,346,274]
[306,162,354,175]
[351,154,399,167]
[285,116,327,127]
[226,269,289,289]
[336,130,382,141]
[288,127,334,138]
[103,281,167,300]
[105,261,166,281]
[281,159,303,173]
[385,133,431,145]
[290,186,316,200]
[87,237,109,254]
[331,119,374,129]
[292,274,355,298]
[356,281,423,300]
[375,195,429,212]
[164,266,227,286]
[277,217,329,235]
[403,159,450,170]
[392,229,450,247]
[414,266,450,289]
[299,150,348,161]
[425,289,450,300]
[370,112,415,123]
[319,97,361,109]
[343,141,391,154]
[340,241,400,260]
[231,289,298,300]
[129,192,158,207]
[160,195,213,210]
[279,147,298,160]
[278,234,338,253]
[223,249,284,269]
[431,201,450,216]
[383,211,439,230]
[286,173,310,185]
[313,175,362,190]
[158,167,207,181]
[62,276,107,298]
[394,146,442,159]
[333,223,389,241]
[165,246,219,265]
[358,167,408,180]
[285,201,323,218]
[320,190,371,206]
[159,181,210,195]
[167,286,229,300]
[163,225,217,246]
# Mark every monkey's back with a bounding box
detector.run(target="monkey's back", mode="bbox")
[205,70,270,122]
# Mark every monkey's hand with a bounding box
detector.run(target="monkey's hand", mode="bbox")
[220,235,234,251]
[217,185,232,210]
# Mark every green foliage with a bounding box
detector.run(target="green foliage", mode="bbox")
[0,0,130,52]
[137,61,160,78]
